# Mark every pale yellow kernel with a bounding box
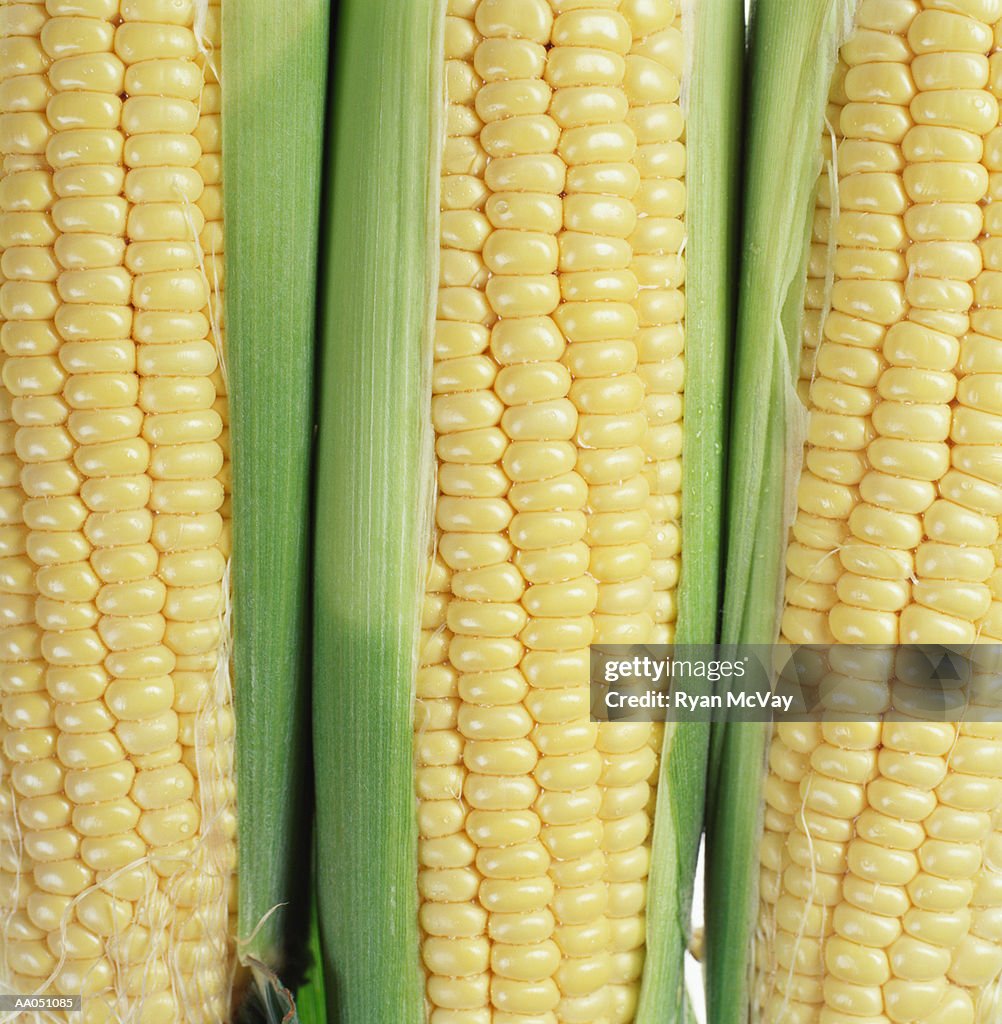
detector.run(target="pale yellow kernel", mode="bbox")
[908,873,975,912]
[937,771,1002,811]
[882,721,954,755]
[785,829,846,875]
[564,192,636,238]
[854,812,922,856]
[806,409,867,450]
[947,933,1002,986]
[918,839,982,881]
[773,720,818,753]
[971,905,1002,941]
[552,10,631,54]
[925,806,990,844]
[620,0,675,36]
[774,928,827,974]
[908,9,993,54]
[846,838,919,886]
[840,102,912,145]
[833,902,902,949]
[833,574,904,614]
[474,0,552,43]
[912,50,988,93]
[905,201,982,245]
[840,172,909,216]
[823,936,890,987]
[831,249,904,286]
[866,775,938,822]
[810,743,878,784]
[33,856,94,897]
[545,47,625,90]
[910,89,998,137]
[823,977,884,1019]
[904,161,988,207]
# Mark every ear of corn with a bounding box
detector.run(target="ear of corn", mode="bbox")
[0,0,251,1018]
[315,1,739,1022]
[223,0,329,981]
[711,6,851,1020]
[718,2,1002,1023]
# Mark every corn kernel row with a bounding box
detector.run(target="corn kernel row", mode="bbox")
[799,59,847,405]
[416,1,686,1022]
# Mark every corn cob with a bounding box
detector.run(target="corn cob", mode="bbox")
[0,1,236,1019]
[765,4,1002,1022]
[720,2,1002,1023]
[417,4,673,1020]
[0,0,325,1017]
[315,0,740,1021]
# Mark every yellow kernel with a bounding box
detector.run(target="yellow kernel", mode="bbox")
[908,9,994,54]
[908,873,975,912]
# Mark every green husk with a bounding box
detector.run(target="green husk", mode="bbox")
[708,3,855,1022]
[312,2,443,1021]
[637,721,710,1024]
[673,0,743,648]
[722,0,854,646]
[223,0,329,981]
[636,0,743,1019]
